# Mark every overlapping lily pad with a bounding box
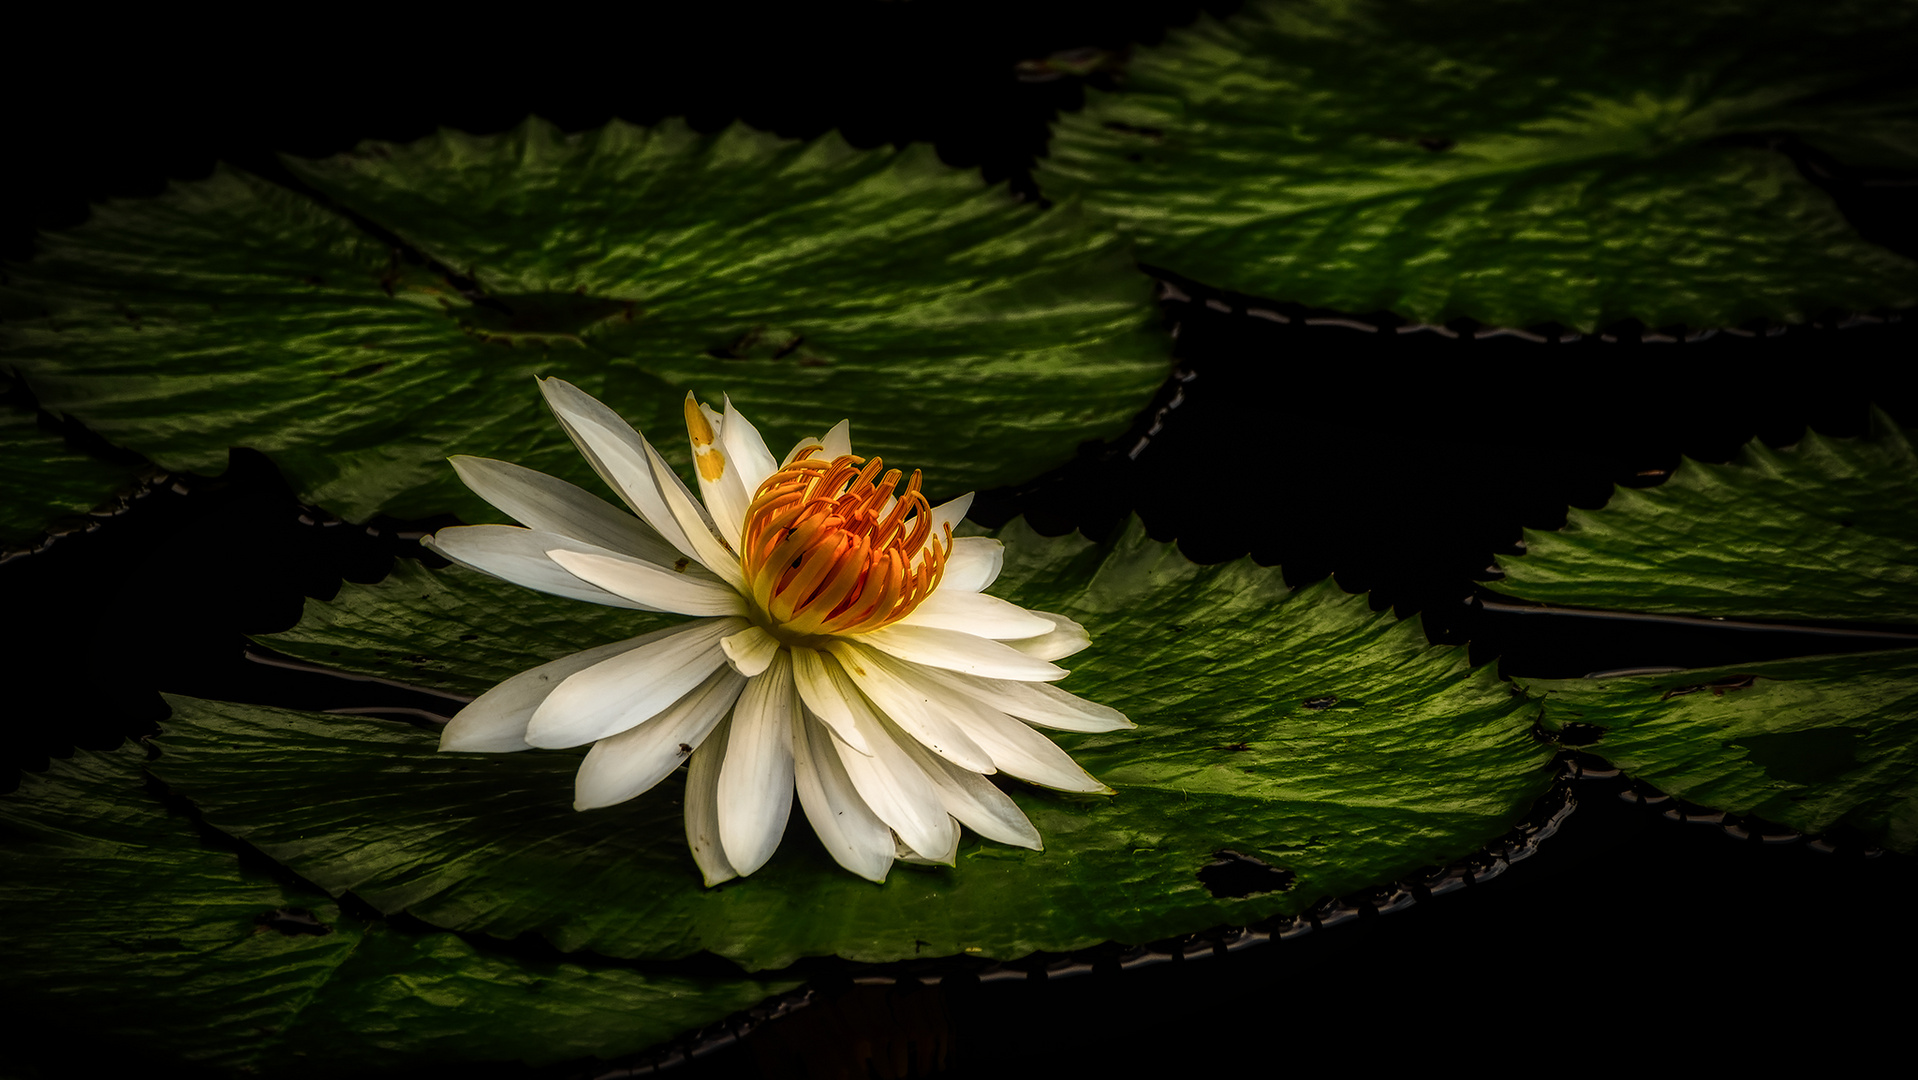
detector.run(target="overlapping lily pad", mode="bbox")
[158,518,1554,971]
[0,745,796,1073]
[1492,410,1917,849]
[1520,650,1918,851]
[1493,410,1918,626]
[1039,0,1918,328]
[0,376,136,544]
[1,118,1168,522]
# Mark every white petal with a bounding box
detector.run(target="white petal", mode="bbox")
[789,646,872,755]
[526,617,745,748]
[895,589,1056,639]
[537,377,702,560]
[825,694,957,863]
[858,623,1068,682]
[448,455,682,567]
[821,419,852,460]
[716,653,798,875]
[683,393,752,550]
[547,547,746,617]
[823,643,995,773]
[928,492,973,541]
[895,825,961,866]
[888,726,1042,850]
[721,396,780,500]
[572,665,746,809]
[644,444,749,593]
[1002,611,1093,661]
[720,625,781,677]
[792,709,893,882]
[957,703,1111,793]
[896,664,1134,733]
[427,526,669,611]
[781,436,824,467]
[942,537,1004,593]
[685,716,739,887]
[440,632,669,753]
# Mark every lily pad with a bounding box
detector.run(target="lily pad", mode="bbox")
[0,376,136,544]
[262,556,685,698]
[1492,410,1918,626]
[163,518,1554,971]
[1519,649,1918,851]
[0,745,796,1074]
[1038,0,1918,329]
[1,118,1168,522]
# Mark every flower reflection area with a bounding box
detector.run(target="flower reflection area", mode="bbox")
[424,379,1133,885]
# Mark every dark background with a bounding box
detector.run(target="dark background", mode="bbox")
[5,2,1914,1075]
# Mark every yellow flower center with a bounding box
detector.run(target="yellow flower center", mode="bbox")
[740,450,951,638]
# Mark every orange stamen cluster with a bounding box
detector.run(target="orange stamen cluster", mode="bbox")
[741,450,951,637]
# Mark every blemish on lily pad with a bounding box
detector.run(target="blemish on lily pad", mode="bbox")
[1198,849,1296,899]
[1731,728,1865,786]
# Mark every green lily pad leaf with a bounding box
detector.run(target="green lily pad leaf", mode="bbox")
[0,377,136,544]
[168,518,1553,970]
[1518,649,1918,851]
[1038,0,1918,329]
[0,745,797,1073]
[1492,409,1918,626]
[1,119,1168,522]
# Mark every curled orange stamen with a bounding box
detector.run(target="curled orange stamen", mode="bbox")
[740,451,951,636]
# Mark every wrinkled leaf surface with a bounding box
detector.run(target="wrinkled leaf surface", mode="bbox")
[3,120,1168,520]
[0,746,795,1073]
[1040,0,1918,328]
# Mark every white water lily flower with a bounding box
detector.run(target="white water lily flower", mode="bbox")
[424,378,1133,885]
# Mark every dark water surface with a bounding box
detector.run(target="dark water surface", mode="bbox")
[6,3,1915,1075]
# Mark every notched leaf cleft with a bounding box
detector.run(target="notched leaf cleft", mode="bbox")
[703,325,825,366]
[109,935,189,954]
[451,291,640,345]
[1539,721,1606,746]
[1661,674,1763,701]
[255,907,333,937]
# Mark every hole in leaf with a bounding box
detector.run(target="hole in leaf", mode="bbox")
[1198,849,1296,898]
[1553,722,1606,746]
[1730,728,1865,786]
